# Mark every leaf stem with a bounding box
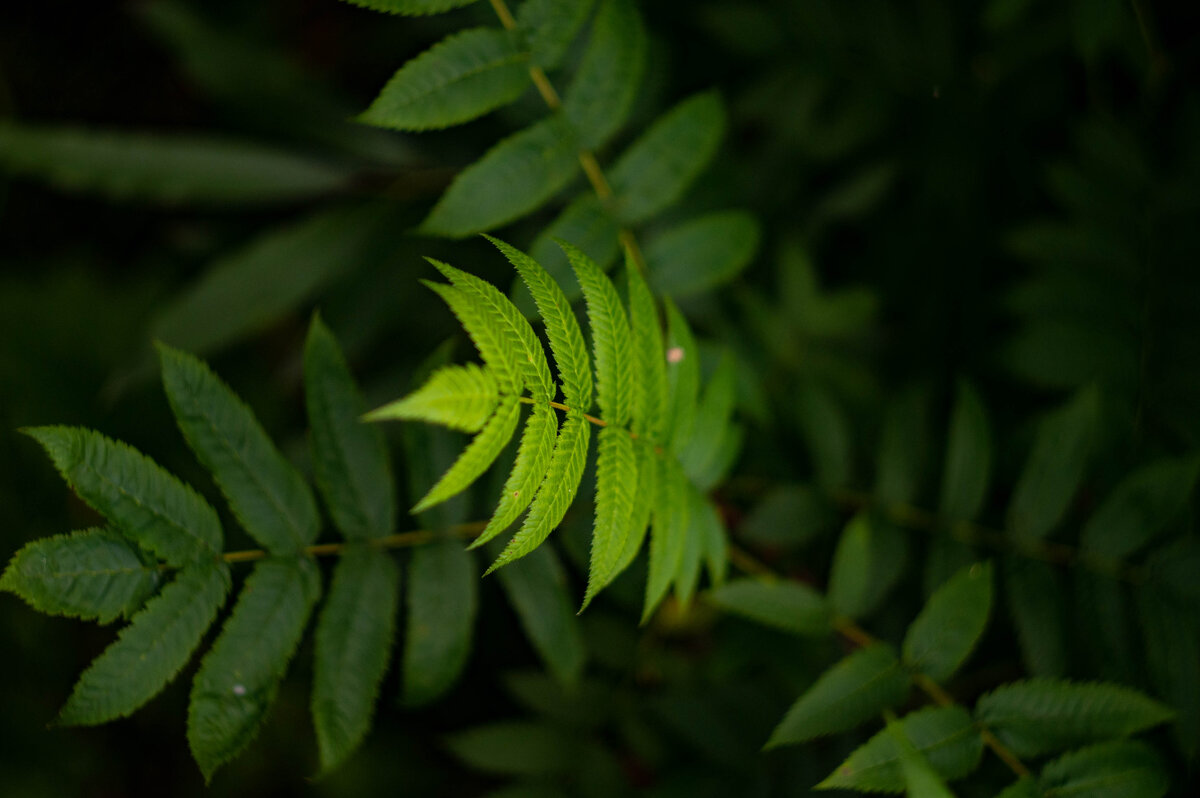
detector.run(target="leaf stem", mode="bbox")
[220,521,485,564]
[487,0,649,274]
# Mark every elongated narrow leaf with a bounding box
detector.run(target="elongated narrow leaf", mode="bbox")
[412,396,521,513]
[1081,456,1200,559]
[1039,741,1168,798]
[829,513,874,619]
[697,494,728,589]
[976,679,1174,759]
[489,237,593,410]
[565,243,634,426]
[647,211,761,298]
[0,122,352,205]
[338,0,479,14]
[938,382,991,522]
[160,345,319,554]
[526,197,621,306]
[188,558,320,779]
[304,317,396,541]
[642,458,689,623]
[1005,557,1068,676]
[430,260,554,401]
[664,300,700,452]
[490,542,586,685]
[402,537,478,706]
[609,92,726,224]
[562,0,646,149]
[58,562,231,726]
[583,427,638,608]
[423,278,523,395]
[23,426,222,566]
[876,386,932,507]
[766,644,911,747]
[627,260,669,440]
[706,578,830,637]
[1,528,161,624]
[903,562,992,683]
[446,721,577,775]
[1007,386,1100,539]
[474,403,559,548]
[367,363,501,432]
[611,442,657,578]
[360,28,529,131]
[421,116,579,237]
[1136,587,1200,756]
[518,0,596,68]
[150,204,388,359]
[819,707,983,792]
[489,413,592,572]
[678,353,737,484]
[312,546,401,773]
[796,380,854,489]
[674,485,708,606]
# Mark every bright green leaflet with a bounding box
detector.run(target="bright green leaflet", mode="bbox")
[767,644,911,748]
[642,457,689,623]
[304,316,396,541]
[664,299,700,453]
[58,562,231,726]
[359,28,529,131]
[472,402,558,549]
[366,363,501,433]
[402,536,478,706]
[902,562,992,683]
[706,578,831,638]
[583,426,638,609]
[160,344,319,554]
[312,546,401,773]
[611,443,657,579]
[627,259,669,439]
[0,528,160,625]
[673,484,708,606]
[678,353,737,484]
[565,242,634,426]
[187,558,321,780]
[975,679,1174,759]
[23,426,223,566]
[423,278,522,395]
[411,396,521,513]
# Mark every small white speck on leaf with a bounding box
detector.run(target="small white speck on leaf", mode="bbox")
[232,684,246,696]
[667,347,685,364]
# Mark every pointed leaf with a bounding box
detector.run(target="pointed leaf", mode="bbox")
[526,196,621,305]
[1136,587,1200,756]
[23,426,222,565]
[976,679,1174,759]
[304,317,396,541]
[0,121,352,205]
[445,721,577,775]
[706,578,831,637]
[474,403,559,548]
[489,412,591,571]
[766,644,911,747]
[565,242,634,426]
[188,559,320,779]
[1039,741,1168,798]
[562,0,646,149]
[423,278,522,394]
[938,382,992,522]
[829,513,874,619]
[367,363,501,432]
[611,442,657,578]
[402,537,477,706]
[876,386,932,508]
[627,259,669,440]
[610,92,726,224]
[359,28,529,131]
[664,299,700,453]
[518,0,596,68]
[430,259,554,401]
[312,546,401,773]
[642,457,690,622]
[995,779,1040,798]
[58,562,231,726]
[697,494,728,589]
[795,381,854,489]
[412,395,521,513]
[1005,557,1068,676]
[159,345,319,554]
[903,562,992,683]
[674,485,709,607]
[1,528,161,624]
[583,427,638,608]
[489,236,593,410]
[646,211,761,298]
[1081,456,1200,560]
[421,116,578,237]
[337,0,479,14]
[819,707,982,793]
[149,204,389,358]
[1007,386,1100,539]
[678,353,737,484]
[489,542,586,685]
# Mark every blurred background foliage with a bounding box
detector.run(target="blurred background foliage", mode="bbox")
[1,0,1198,795]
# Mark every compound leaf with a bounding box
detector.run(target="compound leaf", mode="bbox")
[23,426,222,566]
[359,28,529,131]
[312,546,401,773]
[58,562,231,726]
[1,528,161,624]
[159,345,319,554]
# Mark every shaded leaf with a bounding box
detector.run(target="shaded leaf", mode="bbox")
[642,458,689,622]
[902,562,992,683]
[1039,741,1168,798]
[338,0,480,14]
[647,211,761,298]
[1005,557,1068,677]
[446,721,576,775]
[829,513,873,619]
[518,0,596,68]
[562,0,646,149]
[938,381,991,522]
[1081,456,1200,560]
[402,537,477,706]
[706,578,830,637]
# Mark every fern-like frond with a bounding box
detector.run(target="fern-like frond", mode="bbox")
[365,363,500,432]
[411,396,522,513]
[582,426,638,609]
[471,403,558,549]
[563,241,634,427]
[487,236,593,410]
[423,274,522,394]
